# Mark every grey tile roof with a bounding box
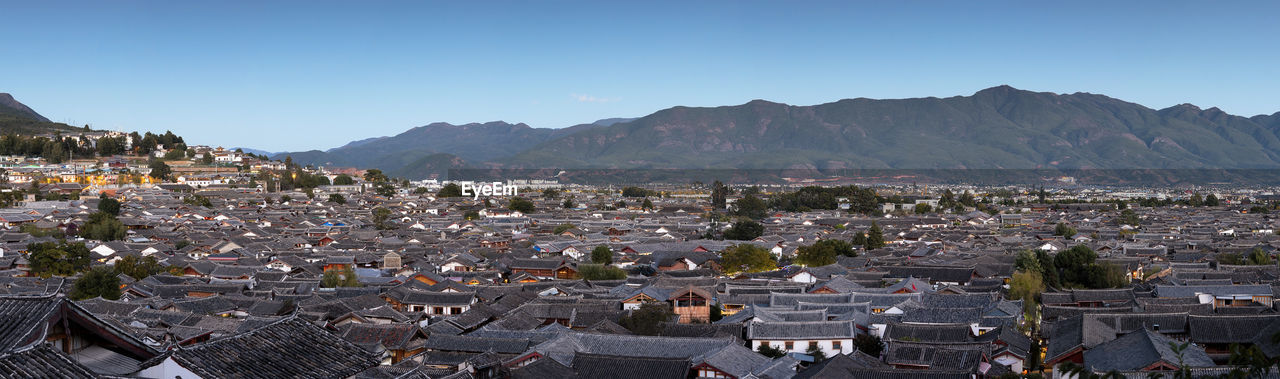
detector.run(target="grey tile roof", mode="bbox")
[163,316,379,379]
[422,334,529,354]
[571,352,689,379]
[0,344,97,379]
[746,320,857,340]
[1188,314,1280,344]
[1083,329,1214,372]
[1155,284,1273,298]
[884,322,973,343]
[0,295,63,352]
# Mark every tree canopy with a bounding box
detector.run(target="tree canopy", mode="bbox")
[619,302,675,336]
[438,183,463,198]
[795,239,856,267]
[82,212,126,241]
[27,241,92,277]
[70,266,121,300]
[577,264,627,280]
[507,196,535,213]
[723,220,764,241]
[720,243,776,274]
[321,266,361,288]
[591,245,612,265]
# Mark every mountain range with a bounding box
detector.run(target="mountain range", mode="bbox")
[0,93,82,135]
[272,86,1280,179]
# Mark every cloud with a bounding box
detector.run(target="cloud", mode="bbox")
[571,93,620,103]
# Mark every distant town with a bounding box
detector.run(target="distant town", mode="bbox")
[2,130,1280,378]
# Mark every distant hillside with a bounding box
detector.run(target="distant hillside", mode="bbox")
[0,93,84,135]
[234,147,278,157]
[275,121,605,177]
[280,86,1280,179]
[0,93,50,122]
[504,86,1280,170]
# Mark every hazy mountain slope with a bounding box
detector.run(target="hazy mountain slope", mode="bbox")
[0,93,85,135]
[502,86,1280,170]
[0,93,50,122]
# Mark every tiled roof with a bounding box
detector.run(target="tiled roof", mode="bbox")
[0,344,97,379]
[165,316,379,378]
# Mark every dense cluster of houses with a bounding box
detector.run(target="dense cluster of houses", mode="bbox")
[1,182,1280,378]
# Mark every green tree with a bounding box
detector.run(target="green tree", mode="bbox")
[363,169,388,183]
[1008,271,1045,323]
[577,264,627,280]
[321,266,361,288]
[113,255,166,280]
[542,188,561,199]
[591,245,613,264]
[508,196,535,213]
[1054,222,1077,239]
[333,174,355,185]
[554,223,577,234]
[1055,245,1098,287]
[757,344,787,359]
[183,194,213,207]
[438,183,463,197]
[463,210,481,220]
[1248,247,1275,265]
[723,220,764,241]
[1189,193,1204,206]
[851,232,867,247]
[619,302,675,336]
[642,198,654,210]
[82,212,126,241]
[733,193,768,219]
[27,241,92,277]
[1014,250,1043,274]
[720,243,777,274]
[372,207,392,230]
[621,186,650,197]
[69,266,121,300]
[98,196,121,216]
[1218,252,1245,265]
[710,180,728,209]
[562,196,576,209]
[795,239,855,267]
[865,222,886,249]
[375,182,395,197]
[328,193,346,204]
[940,189,957,210]
[806,343,827,362]
[147,159,171,180]
[854,334,884,358]
[1205,193,1220,206]
[913,203,933,214]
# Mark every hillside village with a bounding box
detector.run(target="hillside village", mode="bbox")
[1,156,1280,379]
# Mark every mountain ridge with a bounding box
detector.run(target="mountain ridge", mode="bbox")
[278,86,1280,178]
[0,93,50,122]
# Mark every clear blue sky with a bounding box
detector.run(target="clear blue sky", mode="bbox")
[3,1,1277,152]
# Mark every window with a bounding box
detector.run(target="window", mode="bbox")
[832,340,842,350]
[432,307,444,314]
[698,369,729,378]
[806,341,815,350]
[784,341,793,350]
[450,307,463,314]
